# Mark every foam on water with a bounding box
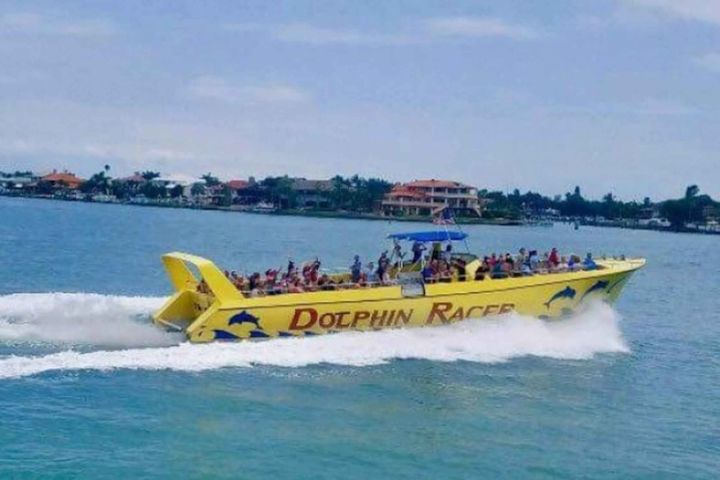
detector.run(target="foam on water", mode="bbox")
[0,292,177,348]
[0,293,628,380]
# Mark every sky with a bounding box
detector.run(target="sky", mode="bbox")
[0,0,719,201]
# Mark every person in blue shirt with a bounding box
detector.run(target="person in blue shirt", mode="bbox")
[421,263,434,283]
[583,252,598,270]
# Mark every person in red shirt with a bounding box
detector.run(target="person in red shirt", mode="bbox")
[548,247,560,267]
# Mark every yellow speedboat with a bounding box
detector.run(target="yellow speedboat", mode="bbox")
[153,231,645,342]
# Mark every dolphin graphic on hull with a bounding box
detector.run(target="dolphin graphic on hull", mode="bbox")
[544,286,576,309]
[228,310,261,328]
[580,280,609,302]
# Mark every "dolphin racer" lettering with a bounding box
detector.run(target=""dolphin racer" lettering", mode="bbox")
[288,302,516,331]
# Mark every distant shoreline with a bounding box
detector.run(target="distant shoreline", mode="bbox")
[0,192,521,225]
[2,192,719,235]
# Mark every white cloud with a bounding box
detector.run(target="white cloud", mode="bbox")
[620,0,720,26]
[187,76,310,105]
[692,52,720,72]
[273,23,416,46]
[423,16,539,39]
[0,12,117,37]
[225,16,539,46]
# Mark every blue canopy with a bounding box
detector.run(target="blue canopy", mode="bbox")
[387,231,468,242]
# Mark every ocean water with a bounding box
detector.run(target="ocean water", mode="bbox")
[0,196,718,479]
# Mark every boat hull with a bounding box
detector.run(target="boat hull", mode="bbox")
[153,253,645,342]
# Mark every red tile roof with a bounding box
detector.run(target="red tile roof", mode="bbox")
[387,186,427,199]
[404,179,472,189]
[226,180,250,190]
[41,172,85,187]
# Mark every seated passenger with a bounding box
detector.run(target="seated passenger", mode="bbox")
[441,244,453,263]
[558,256,569,272]
[488,253,498,268]
[453,258,467,281]
[583,253,598,270]
[365,261,378,284]
[421,263,434,283]
[438,261,452,282]
[520,263,533,276]
[491,261,507,279]
[549,247,560,268]
[288,278,304,293]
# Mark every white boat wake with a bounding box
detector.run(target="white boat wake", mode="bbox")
[0,292,175,347]
[0,293,629,380]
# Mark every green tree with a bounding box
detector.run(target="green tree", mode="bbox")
[141,171,160,181]
[170,184,185,198]
[201,173,220,187]
[190,182,206,197]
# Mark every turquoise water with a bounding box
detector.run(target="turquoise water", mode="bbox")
[0,196,718,479]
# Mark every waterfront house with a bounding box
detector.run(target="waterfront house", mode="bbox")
[291,178,334,209]
[39,170,85,190]
[0,172,37,192]
[381,179,482,217]
[225,179,263,205]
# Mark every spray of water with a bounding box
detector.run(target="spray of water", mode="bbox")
[0,292,177,348]
[0,293,628,380]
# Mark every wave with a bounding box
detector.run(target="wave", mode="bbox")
[0,292,178,348]
[0,296,628,380]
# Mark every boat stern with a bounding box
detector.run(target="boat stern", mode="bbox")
[153,252,244,341]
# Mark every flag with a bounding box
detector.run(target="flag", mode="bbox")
[433,207,456,225]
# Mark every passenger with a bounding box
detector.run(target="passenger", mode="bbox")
[391,240,405,262]
[248,272,261,291]
[287,259,296,276]
[528,250,540,272]
[365,262,378,284]
[288,278,304,294]
[515,248,527,268]
[350,255,362,283]
[491,261,507,279]
[474,267,485,281]
[549,247,560,268]
[488,253,498,268]
[583,252,598,270]
[411,240,426,264]
[441,244,453,263]
[520,262,533,276]
[502,255,514,276]
[438,261,452,283]
[421,263,434,283]
[377,251,390,280]
[318,274,335,290]
[558,256,569,272]
[453,257,467,281]
[480,257,491,274]
[308,259,320,284]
